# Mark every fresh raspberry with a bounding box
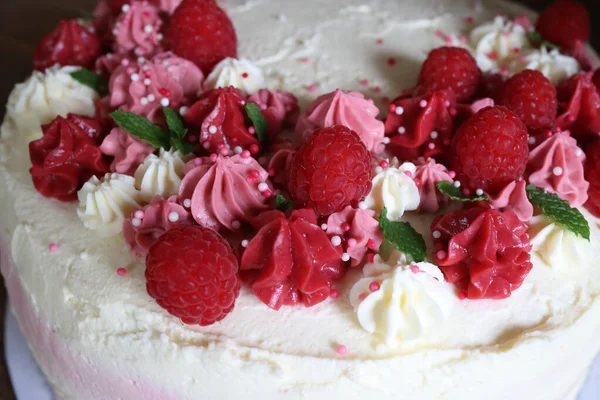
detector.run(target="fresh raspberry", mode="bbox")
[33,20,102,71]
[418,46,481,102]
[584,140,600,217]
[166,0,237,74]
[145,226,240,326]
[499,70,557,131]
[536,0,590,49]
[449,106,529,194]
[288,125,373,216]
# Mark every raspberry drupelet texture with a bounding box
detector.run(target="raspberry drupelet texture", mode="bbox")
[288,125,373,216]
[145,226,241,326]
[536,0,590,49]
[449,106,529,195]
[418,46,481,103]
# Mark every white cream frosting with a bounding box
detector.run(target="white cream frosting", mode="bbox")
[469,16,532,73]
[203,57,265,94]
[528,214,592,271]
[134,148,187,202]
[350,254,456,345]
[77,173,143,237]
[6,65,98,140]
[510,46,580,85]
[365,162,420,221]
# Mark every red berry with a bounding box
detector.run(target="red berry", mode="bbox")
[288,125,373,216]
[585,140,600,217]
[418,46,481,102]
[145,226,240,326]
[499,69,557,131]
[166,0,237,74]
[536,0,590,49]
[449,106,529,194]
[33,20,102,71]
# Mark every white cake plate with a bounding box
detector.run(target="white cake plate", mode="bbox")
[3,302,600,399]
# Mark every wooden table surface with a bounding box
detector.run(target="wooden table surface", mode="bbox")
[0,0,598,398]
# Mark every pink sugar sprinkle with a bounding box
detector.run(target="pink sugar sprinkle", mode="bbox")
[449,108,457,117]
[379,160,389,168]
[372,86,382,94]
[241,72,249,78]
[219,147,229,156]
[251,170,260,179]
[248,126,256,135]
[369,281,380,292]
[117,268,127,276]
[347,238,357,247]
[513,47,521,54]
[209,153,218,162]
[460,35,468,44]
[414,178,422,187]
[448,170,456,179]
[367,239,378,250]
[419,100,427,108]
[358,293,368,302]
[301,57,310,63]
[134,210,145,219]
[445,36,454,45]
[360,79,369,86]
[241,150,251,159]
[337,345,348,355]
[487,51,498,60]
[465,16,473,23]
[341,222,351,232]
[434,29,445,38]
[410,265,421,274]
[246,176,254,183]
[376,38,384,45]
[458,291,467,300]
[194,158,203,166]
[388,104,397,113]
[404,170,412,178]
[263,189,273,198]
[330,289,339,299]
[436,250,447,260]
[249,144,260,155]
[48,243,58,252]
[307,83,318,92]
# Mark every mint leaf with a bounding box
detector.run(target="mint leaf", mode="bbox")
[378,208,427,262]
[110,111,171,150]
[70,68,108,96]
[245,102,268,144]
[80,9,94,20]
[436,181,488,202]
[526,185,590,240]
[275,194,295,212]
[163,107,188,140]
[171,137,195,155]
[526,31,560,50]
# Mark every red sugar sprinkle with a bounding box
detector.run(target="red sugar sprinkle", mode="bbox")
[379,160,389,168]
[387,57,397,66]
[487,51,498,60]
[434,30,445,38]
[367,239,378,250]
[410,265,421,274]
[330,289,339,299]
[241,150,251,159]
[341,222,351,232]
[376,38,384,45]
[158,88,171,97]
[465,16,474,23]
[462,187,472,196]
[458,291,467,300]
[358,293,368,302]
[268,168,276,177]
[513,47,521,54]
[117,268,127,276]
[337,345,348,355]
[250,170,260,179]
[219,147,229,156]
[360,79,369,86]
[369,281,380,292]
[249,144,260,154]
[209,153,218,162]
[48,243,58,252]
[241,72,249,78]
[404,170,413,178]
[263,189,273,198]
[372,86,382,94]
[307,83,318,92]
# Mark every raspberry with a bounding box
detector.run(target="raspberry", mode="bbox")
[418,46,481,102]
[166,0,237,74]
[145,226,240,326]
[499,69,557,131]
[536,0,590,49]
[33,20,102,71]
[584,140,600,217]
[288,125,373,216]
[449,106,529,194]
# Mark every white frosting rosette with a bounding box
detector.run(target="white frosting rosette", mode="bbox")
[77,173,143,237]
[350,253,457,345]
[509,46,580,85]
[203,57,265,94]
[6,65,98,140]
[364,162,420,221]
[134,148,188,202]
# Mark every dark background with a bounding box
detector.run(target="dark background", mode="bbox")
[0,0,598,398]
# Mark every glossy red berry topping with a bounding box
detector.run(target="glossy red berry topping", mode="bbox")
[166,0,237,74]
[33,20,102,71]
[418,46,481,102]
[240,209,345,310]
[536,0,590,49]
[288,125,373,216]
[431,207,533,300]
[499,69,557,131]
[145,226,240,326]
[29,115,110,202]
[449,106,529,194]
[584,140,600,217]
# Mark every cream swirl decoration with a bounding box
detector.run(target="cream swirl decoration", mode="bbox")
[510,46,580,85]
[528,215,591,271]
[364,162,420,221]
[77,174,143,237]
[6,65,98,140]
[350,254,456,345]
[134,148,188,201]
[469,16,532,73]
[203,57,265,94]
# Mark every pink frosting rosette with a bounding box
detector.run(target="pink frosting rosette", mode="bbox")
[112,1,164,58]
[248,89,299,139]
[95,53,132,78]
[179,154,273,231]
[414,158,453,213]
[158,0,184,14]
[108,51,204,122]
[295,89,385,154]
[526,131,589,207]
[486,180,533,222]
[99,127,155,175]
[123,195,194,257]
[326,206,383,267]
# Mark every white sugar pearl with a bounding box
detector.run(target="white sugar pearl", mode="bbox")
[342,253,351,262]
[144,25,153,34]
[553,166,563,176]
[453,181,461,188]
[331,236,342,246]
[80,252,89,260]
[241,240,249,248]
[234,146,243,154]
[140,97,149,106]
[432,230,441,239]
[132,218,142,227]
[258,182,269,192]
[130,73,140,82]
[358,201,368,210]
[122,4,130,12]
[144,78,151,86]
[475,189,484,196]
[183,199,191,208]
[160,98,170,107]
[375,166,383,174]
[394,106,404,115]
[382,137,390,144]
[430,131,439,139]
[321,223,328,230]
[147,94,156,102]
[157,33,164,41]
[576,149,583,157]
[528,137,536,145]
[168,212,179,222]
[179,106,189,116]
[398,126,406,134]
[209,125,218,134]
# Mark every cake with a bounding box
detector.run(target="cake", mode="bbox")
[1,0,600,399]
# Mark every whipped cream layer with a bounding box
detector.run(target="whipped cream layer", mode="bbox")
[1,0,600,399]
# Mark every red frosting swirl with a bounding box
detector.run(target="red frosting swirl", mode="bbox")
[431,207,532,300]
[556,72,600,140]
[240,209,345,310]
[184,87,260,154]
[267,142,294,188]
[247,89,299,140]
[29,115,110,202]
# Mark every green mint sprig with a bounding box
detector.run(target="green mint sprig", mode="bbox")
[526,31,560,51]
[378,208,427,262]
[245,102,268,144]
[70,68,108,96]
[275,194,295,212]
[437,181,488,202]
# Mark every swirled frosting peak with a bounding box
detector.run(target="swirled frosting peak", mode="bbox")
[134,148,189,201]
[248,89,299,138]
[350,255,456,344]
[204,57,265,95]
[365,161,420,221]
[527,131,589,207]
[487,180,533,222]
[510,46,580,86]
[112,1,164,58]
[77,173,143,237]
[100,127,155,176]
[295,89,385,154]
[178,154,272,231]
[413,158,453,213]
